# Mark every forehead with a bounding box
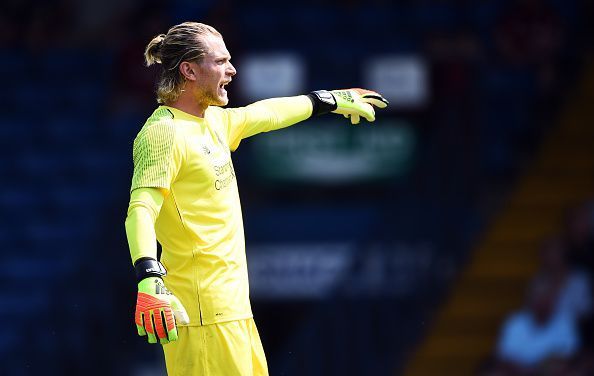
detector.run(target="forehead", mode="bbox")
[202,34,230,57]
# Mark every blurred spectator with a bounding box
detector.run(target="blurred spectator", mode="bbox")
[493,274,580,375]
[482,221,594,375]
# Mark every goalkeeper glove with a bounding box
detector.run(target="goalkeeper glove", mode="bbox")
[308,89,389,124]
[133,258,189,344]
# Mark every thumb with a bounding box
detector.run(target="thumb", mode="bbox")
[352,89,389,108]
[361,94,389,109]
[169,295,190,325]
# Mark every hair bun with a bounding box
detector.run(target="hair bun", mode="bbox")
[153,35,164,51]
[144,34,166,66]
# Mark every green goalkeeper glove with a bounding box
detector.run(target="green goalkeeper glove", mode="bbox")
[308,88,389,124]
[133,258,189,344]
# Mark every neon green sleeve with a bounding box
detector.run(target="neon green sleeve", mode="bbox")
[223,95,313,150]
[124,187,165,264]
[131,120,184,192]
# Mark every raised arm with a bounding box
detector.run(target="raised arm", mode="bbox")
[224,89,388,150]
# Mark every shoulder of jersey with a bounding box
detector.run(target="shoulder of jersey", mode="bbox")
[146,107,176,126]
[140,108,177,133]
[134,108,177,145]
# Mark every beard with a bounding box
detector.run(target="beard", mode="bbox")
[198,85,228,107]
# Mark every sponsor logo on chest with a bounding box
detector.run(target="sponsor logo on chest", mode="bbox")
[199,132,235,191]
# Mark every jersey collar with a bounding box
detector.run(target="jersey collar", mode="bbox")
[161,106,206,123]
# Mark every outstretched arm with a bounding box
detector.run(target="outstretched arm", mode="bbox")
[224,89,388,150]
[224,95,312,150]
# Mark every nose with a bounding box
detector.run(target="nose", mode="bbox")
[227,62,236,77]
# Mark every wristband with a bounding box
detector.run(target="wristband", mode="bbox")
[134,257,167,282]
[307,90,338,116]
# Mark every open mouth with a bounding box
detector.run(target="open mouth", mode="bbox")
[219,80,231,89]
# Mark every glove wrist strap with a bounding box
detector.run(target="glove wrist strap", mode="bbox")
[134,257,167,282]
[307,90,337,116]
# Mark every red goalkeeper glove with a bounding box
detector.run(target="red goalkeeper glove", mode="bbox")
[133,258,189,344]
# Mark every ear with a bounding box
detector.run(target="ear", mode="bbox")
[179,61,197,81]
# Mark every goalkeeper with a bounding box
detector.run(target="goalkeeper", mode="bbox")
[125,21,388,376]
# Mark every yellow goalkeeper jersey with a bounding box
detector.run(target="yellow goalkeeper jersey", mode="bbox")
[130,96,312,325]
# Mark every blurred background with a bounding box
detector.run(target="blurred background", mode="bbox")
[2,0,594,375]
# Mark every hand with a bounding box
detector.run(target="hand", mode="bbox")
[330,88,389,124]
[135,277,189,344]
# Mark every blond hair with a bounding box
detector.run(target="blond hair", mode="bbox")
[144,22,222,104]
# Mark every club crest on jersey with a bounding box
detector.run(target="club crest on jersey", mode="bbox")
[202,145,211,155]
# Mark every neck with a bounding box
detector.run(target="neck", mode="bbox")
[167,93,209,118]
